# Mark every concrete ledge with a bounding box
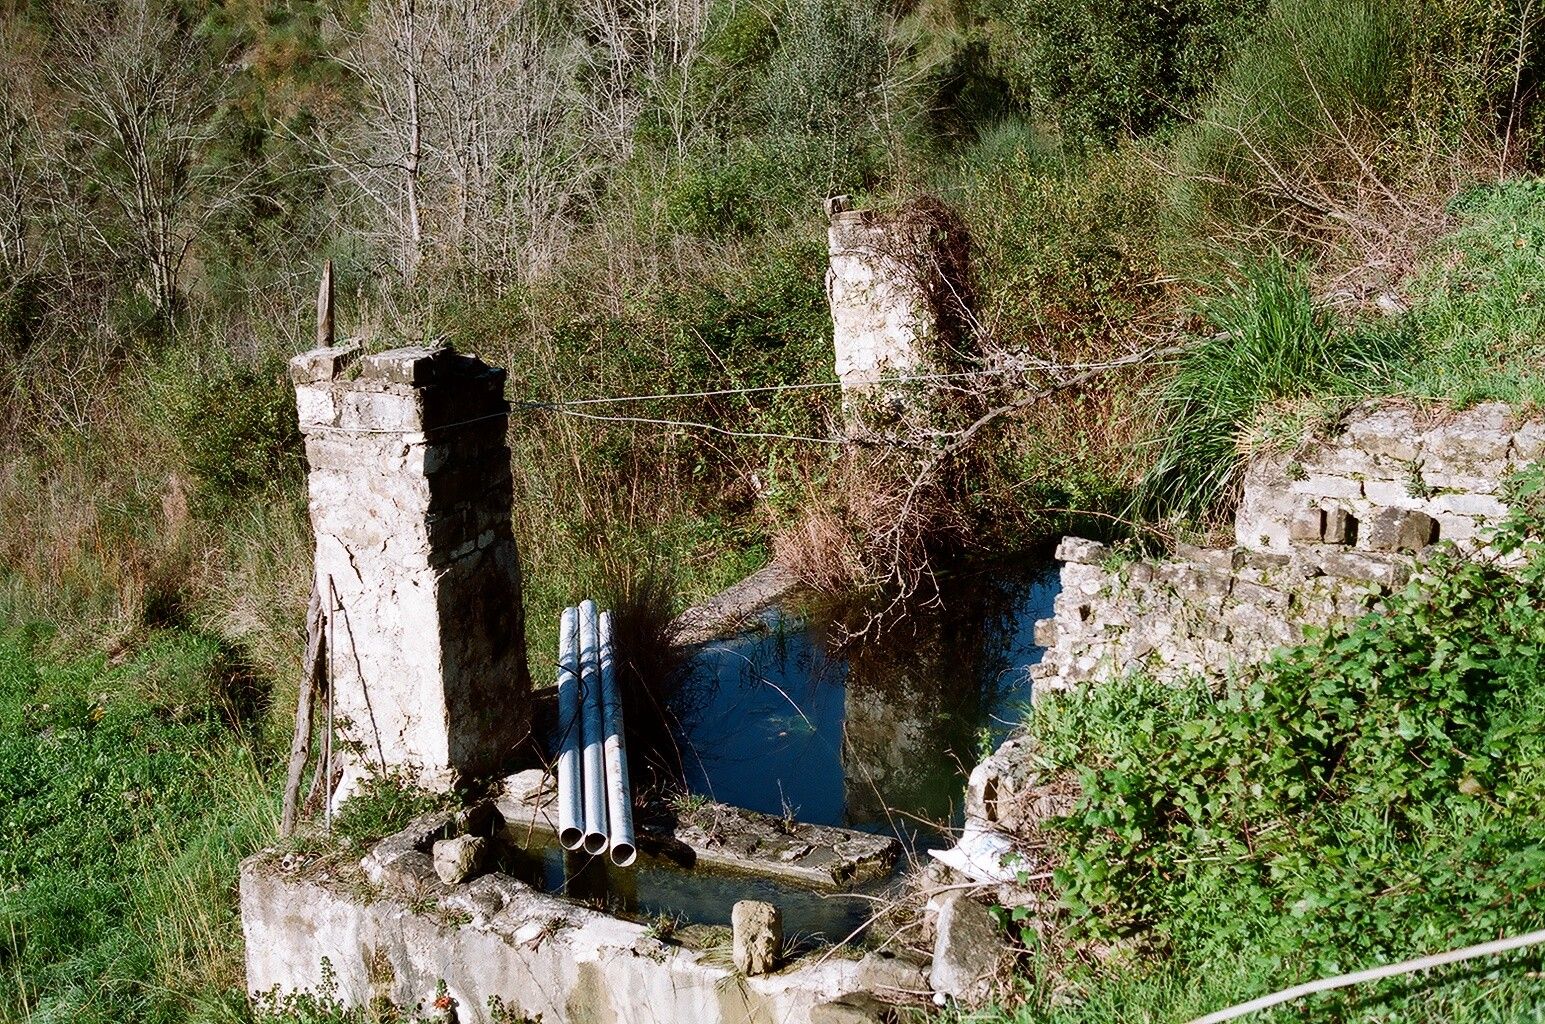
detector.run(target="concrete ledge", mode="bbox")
[241,853,875,1024]
[498,771,900,891]
[671,564,803,646]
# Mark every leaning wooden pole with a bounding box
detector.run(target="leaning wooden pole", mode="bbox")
[280,583,327,837]
[316,259,335,347]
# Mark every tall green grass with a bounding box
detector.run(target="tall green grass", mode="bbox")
[0,628,275,1024]
[1134,259,1396,523]
[1386,180,1545,406]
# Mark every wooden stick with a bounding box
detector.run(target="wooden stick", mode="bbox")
[280,583,326,837]
[316,259,334,348]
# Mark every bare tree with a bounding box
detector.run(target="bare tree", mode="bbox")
[47,0,230,316]
[312,0,716,288]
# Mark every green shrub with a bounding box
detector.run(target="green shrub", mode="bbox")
[982,0,1265,144]
[1019,472,1545,1020]
[152,341,303,513]
[943,140,1177,357]
[1172,0,1543,231]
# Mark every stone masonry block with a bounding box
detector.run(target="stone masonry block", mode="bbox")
[1289,509,1325,544]
[1290,475,1365,500]
[1362,478,1420,505]
[1512,419,1545,462]
[1320,550,1411,589]
[1430,492,1509,519]
[1365,508,1438,553]
[1344,406,1422,462]
[1055,537,1110,565]
[1323,507,1356,545]
[1174,543,1244,572]
[289,343,361,384]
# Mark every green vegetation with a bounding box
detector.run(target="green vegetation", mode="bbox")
[3,0,1545,1019]
[983,469,1545,1022]
[0,628,272,1023]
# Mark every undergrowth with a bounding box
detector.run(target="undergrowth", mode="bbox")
[993,466,1545,1022]
[0,627,273,1024]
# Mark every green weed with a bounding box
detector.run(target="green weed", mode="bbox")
[0,628,274,1024]
[994,471,1545,1021]
[1135,259,1394,523]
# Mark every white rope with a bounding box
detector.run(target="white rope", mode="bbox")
[1186,928,1545,1024]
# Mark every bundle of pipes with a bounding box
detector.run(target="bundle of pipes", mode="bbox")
[555,601,637,867]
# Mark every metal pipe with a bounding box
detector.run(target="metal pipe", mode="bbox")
[554,606,584,851]
[599,611,636,867]
[578,599,609,856]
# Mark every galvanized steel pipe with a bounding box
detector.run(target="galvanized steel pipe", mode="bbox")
[554,606,584,851]
[598,611,636,867]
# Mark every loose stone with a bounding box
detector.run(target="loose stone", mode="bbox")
[731,900,783,976]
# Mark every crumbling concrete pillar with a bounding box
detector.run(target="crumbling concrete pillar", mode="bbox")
[824,196,934,393]
[290,344,529,789]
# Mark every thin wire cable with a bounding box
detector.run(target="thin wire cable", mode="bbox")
[295,347,1180,440]
[545,407,846,444]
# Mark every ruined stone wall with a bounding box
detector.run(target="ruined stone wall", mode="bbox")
[1033,401,1544,693]
[1031,537,1416,692]
[291,344,529,787]
[1237,401,1544,553]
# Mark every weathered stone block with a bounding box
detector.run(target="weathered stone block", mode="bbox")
[289,343,361,384]
[1344,407,1422,462]
[1033,618,1057,647]
[929,892,1004,1007]
[1289,509,1325,544]
[732,900,783,976]
[433,834,489,885]
[1365,508,1438,553]
[1320,550,1411,589]
[1362,478,1419,505]
[1430,492,1509,519]
[1290,475,1364,500]
[1174,543,1243,572]
[1512,419,1545,461]
[1323,508,1356,546]
[1055,537,1110,565]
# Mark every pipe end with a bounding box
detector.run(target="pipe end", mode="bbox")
[583,832,608,856]
[609,843,637,868]
[559,827,585,851]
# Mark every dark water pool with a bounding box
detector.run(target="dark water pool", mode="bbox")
[676,564,1058,846]
[519,563,1059,941]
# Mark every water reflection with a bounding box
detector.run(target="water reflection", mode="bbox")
[676,565,1058,845]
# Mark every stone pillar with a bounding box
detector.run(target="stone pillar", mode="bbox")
[290,343,529,789]
[824,196,934,393]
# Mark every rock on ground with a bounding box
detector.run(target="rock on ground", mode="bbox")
[731,900,783,976]
[432,834,488,885]
[929,891,1006,1007]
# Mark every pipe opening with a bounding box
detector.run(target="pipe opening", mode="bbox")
[583,831,608,856]
[559,827,584,851]
[609,843,637,868]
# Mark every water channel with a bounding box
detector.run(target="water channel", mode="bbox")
[507,563,1059,941]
